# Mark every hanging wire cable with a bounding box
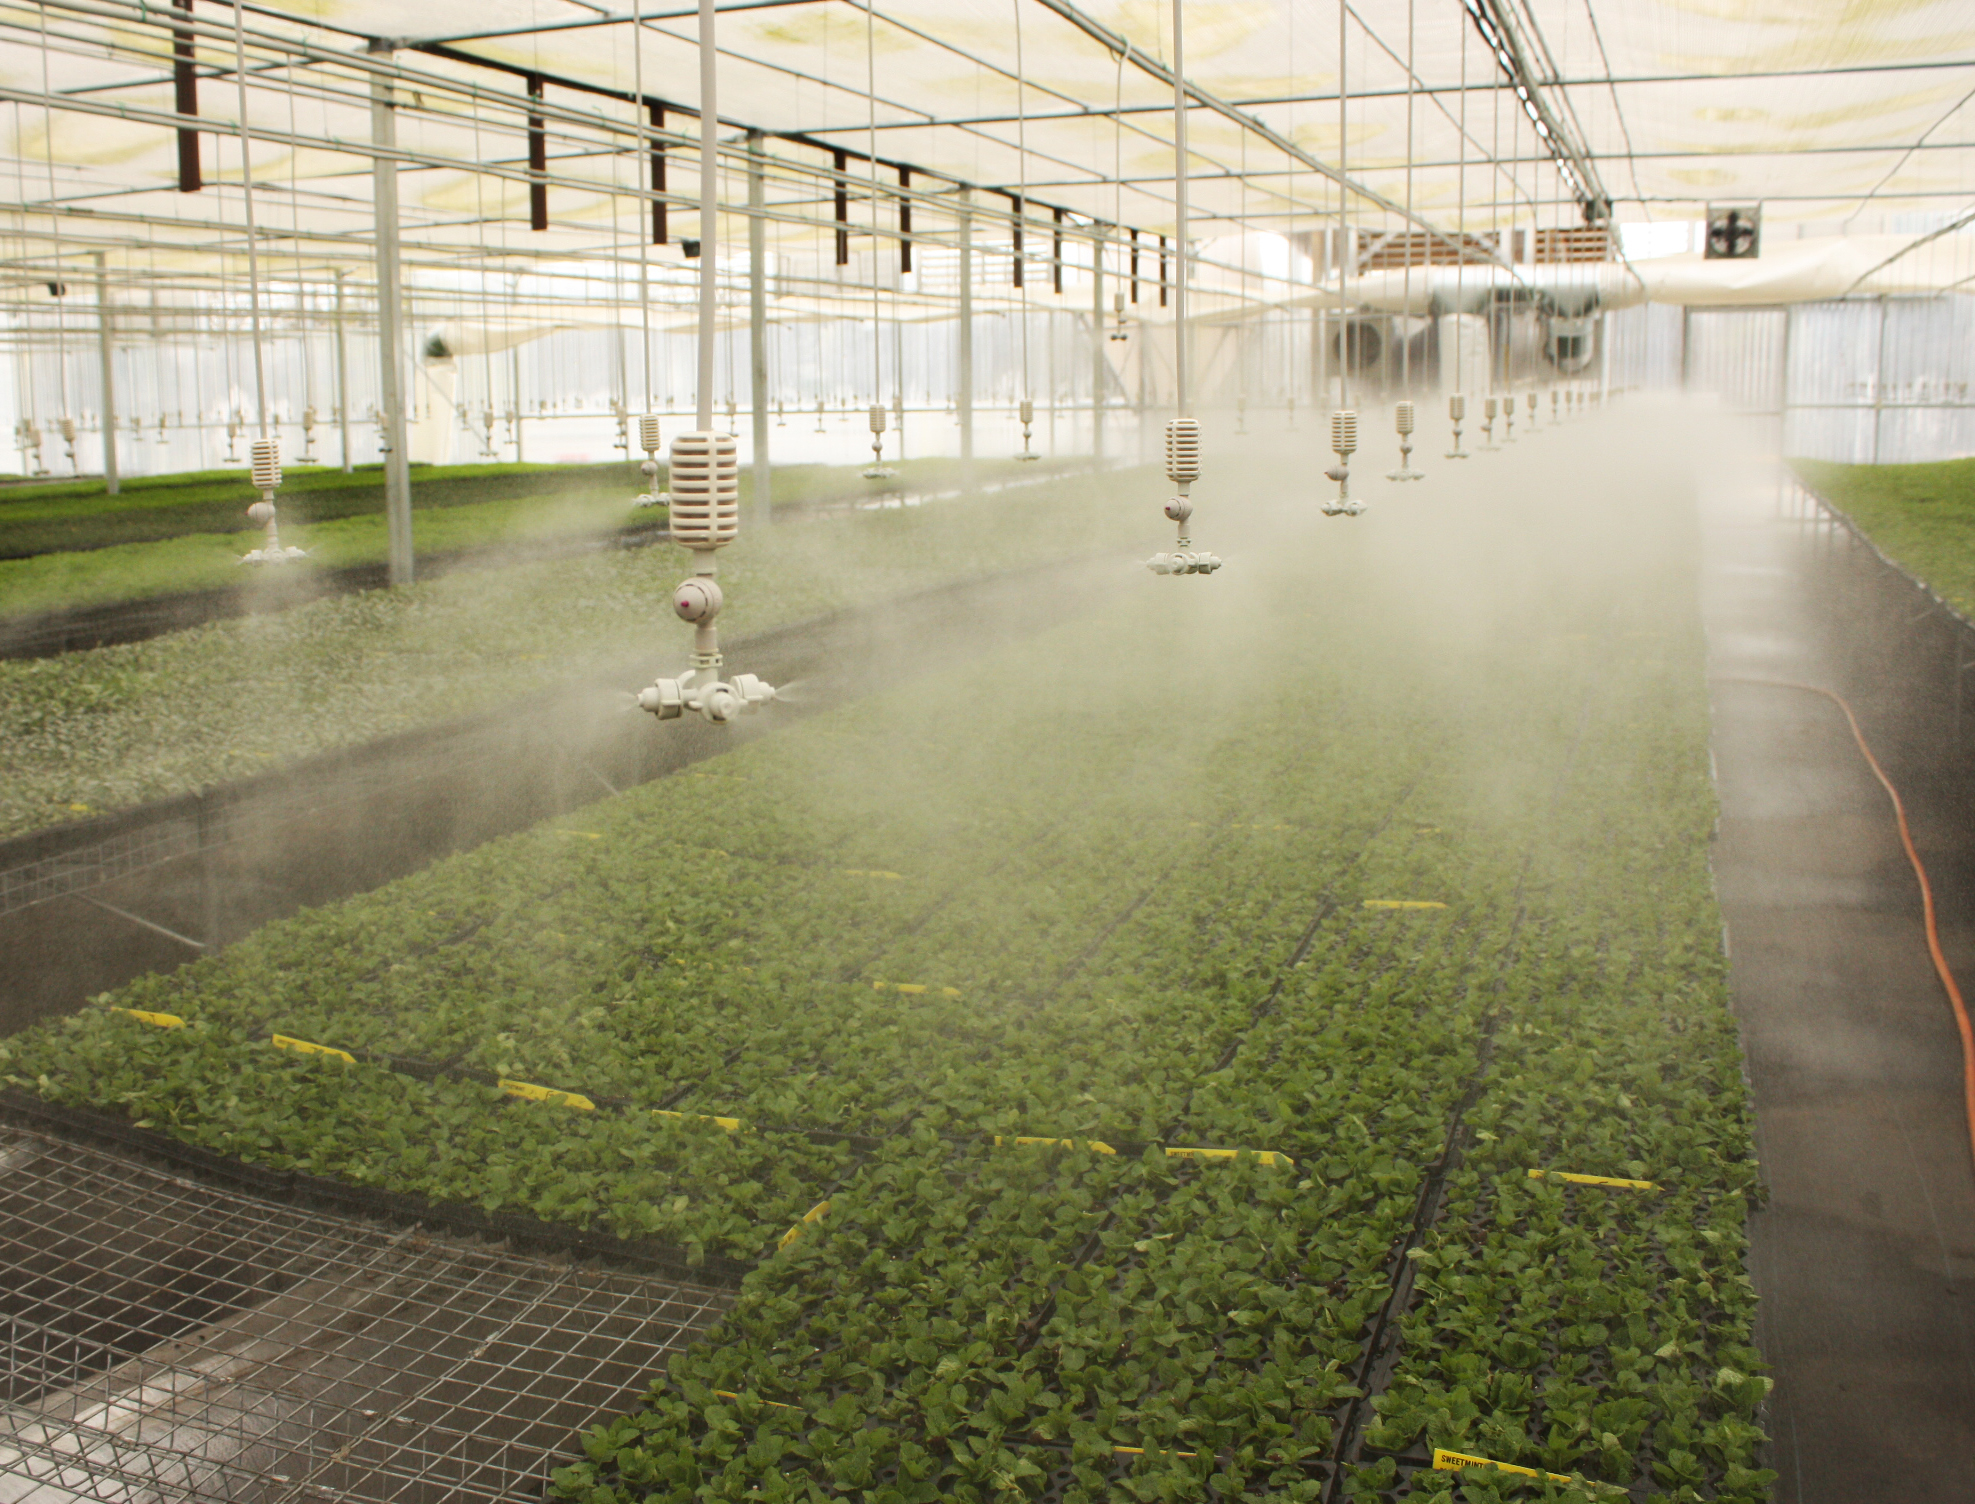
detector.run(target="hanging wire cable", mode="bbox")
[229,0,270,440]
[1170,0,1187,420]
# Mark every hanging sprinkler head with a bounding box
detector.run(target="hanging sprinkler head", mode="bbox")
[1525,390,1539,431]
[300,404,319,463]
[863,402,896,478]
[1146,416,1219,575]
[1503,394,1517,442]
[1386,399,1423,482]
[814,400,827,434]
[1110,292,1129,341]
[1016,398,1039,460]
[58,416,78,474]
[1446,393,1469,460]
[1323,409,1363,516]
[1480,395,1500,450]
[639,430,776,724]
[240,437,306,563]
[1551,388,1561,424]
[633,415,667,508]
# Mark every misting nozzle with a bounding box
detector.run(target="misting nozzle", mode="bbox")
[640,415,663,454]
[869,403,887,436]
[1449,393,1466,421]
[1019,399,1034,426]
[1395,401,1415,437]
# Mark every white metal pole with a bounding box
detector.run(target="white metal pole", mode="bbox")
[94,252,117,493]
[371,60,412,585]
[748,129,770,524]
[333,268,352,472]
[958,186,974,477]
[1091,229,1105,462]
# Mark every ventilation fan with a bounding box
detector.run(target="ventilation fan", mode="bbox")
[1705,205,1760,260]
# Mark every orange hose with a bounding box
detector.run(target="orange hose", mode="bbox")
[1720,677,1975,1182]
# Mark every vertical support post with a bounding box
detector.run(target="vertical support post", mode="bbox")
[333,268,352,472]
[833,150,849,266]
[173,0,200,192]
[650,103,668,243]
[1052,207,1064,295]
[1158,235,1168,308]
[527,75,549,232]
[1129,227,1139,303]
[958,186,974,480]
[511,338,525,462]
[371,61,413,585]
[1873,295,1888,465]
[94,253,118,493]
[898,166,912,273]
[748,129,770,525]
[1091,228,1104,464]
[1011,193,1024,287]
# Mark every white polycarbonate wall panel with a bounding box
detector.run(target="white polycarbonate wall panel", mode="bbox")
[1605,304,1683,392]
[1686,310,1786,415]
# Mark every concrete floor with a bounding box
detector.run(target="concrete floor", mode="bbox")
[1700,437,1975,1503]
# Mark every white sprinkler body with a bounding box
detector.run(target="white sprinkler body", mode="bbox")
[1525,390,1539,431]
[1145,417,1220,575]
[1110,293,1129,342]
[240,438,307,564]
[633,415,668,508]
[1386,399,1423,482]
[638,429,777,725]
[1016,398,1039,461]
[1323,409,1364,516]
[1446,393,1469,459]
[1480,396,1499,450]
[863,403,895,478]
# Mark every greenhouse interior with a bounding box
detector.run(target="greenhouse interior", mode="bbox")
[3,0,1975,1500]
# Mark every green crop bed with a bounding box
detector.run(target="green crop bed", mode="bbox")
[0,457,1069,619]
[0,462,1132,840]
[0,462,607,555]
[1792,456,1975,619]
[1,437,1771,1503]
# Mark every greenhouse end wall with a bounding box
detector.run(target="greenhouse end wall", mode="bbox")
[1606,295,1975,463]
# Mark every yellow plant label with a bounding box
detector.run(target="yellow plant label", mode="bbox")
[116,1008,185,1029]
[1528,1168,1658,1191]
[995,1136,1119,1155]
[1111,1445,1198,1458]
[713,1389,797,1412]
[1431,1449,1570,1484]
[1166,1146,1296,1168]
[653,1108,743,1133]
[778,1199,831,1250]
[271,1034,355,1063]
[1363,900,1448,910]
[842,868,904,880]
[499,1079,597,1111]
[553,830,603,840]
[873,981,962,997]
[1431,1449,1623,1495]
